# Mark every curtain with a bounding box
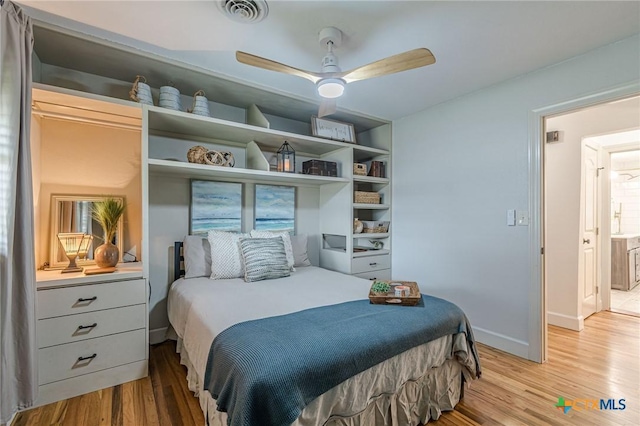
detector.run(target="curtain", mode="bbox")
[0,1,37,423]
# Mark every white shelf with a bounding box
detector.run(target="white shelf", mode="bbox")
[148,159,350,186]
[353,233,390,239]
[353,203,390,210]
[353,145,390,161]
[147,106,388,157]
[353,176,389,184]
[352,249,390,258]
[36,262,143,289]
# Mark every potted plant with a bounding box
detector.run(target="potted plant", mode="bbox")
[92,197,125,268]
[370,281,391,295]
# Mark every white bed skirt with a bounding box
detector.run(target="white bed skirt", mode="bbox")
[174,337,465,426]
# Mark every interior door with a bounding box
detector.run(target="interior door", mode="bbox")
[581,142,599,319]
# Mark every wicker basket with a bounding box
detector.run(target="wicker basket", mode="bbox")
[354,191,381,204]
[362,220,390,233]
[353,163,367,176]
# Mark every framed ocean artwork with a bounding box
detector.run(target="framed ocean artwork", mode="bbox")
[254,184,295,233]
[190,180,242,234]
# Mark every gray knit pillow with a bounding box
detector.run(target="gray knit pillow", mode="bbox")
[239,238,291,282]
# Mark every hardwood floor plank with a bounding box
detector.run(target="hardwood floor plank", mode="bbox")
[12,311,639,425]
[110,385,123,426]
[98,387,113,426]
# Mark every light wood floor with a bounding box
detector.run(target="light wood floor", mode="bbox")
[13,311,639,426]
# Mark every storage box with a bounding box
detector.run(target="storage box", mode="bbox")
[353,163,367,176]
[354,191,381,204]
[302,160,337,177]
[362,220,389,233]
[368,161,385,178]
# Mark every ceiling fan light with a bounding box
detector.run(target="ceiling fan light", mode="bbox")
[317,79,345,99]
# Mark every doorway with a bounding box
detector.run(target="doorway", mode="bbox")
[537,92,640,362]
[545,99,640,330]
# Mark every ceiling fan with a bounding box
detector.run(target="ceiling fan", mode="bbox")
[236,27,436,117]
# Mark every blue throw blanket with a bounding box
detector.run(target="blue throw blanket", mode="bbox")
[204,295,481,426]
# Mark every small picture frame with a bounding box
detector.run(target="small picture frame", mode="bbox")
[311,116,356,144]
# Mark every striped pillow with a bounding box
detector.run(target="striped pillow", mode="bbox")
[239,238,291,282]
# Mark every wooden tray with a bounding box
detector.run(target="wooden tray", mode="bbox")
[368,281,421,306]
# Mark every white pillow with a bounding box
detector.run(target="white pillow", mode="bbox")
[183,235,212,278]
[207,231,250,279]
[250,230,295,271]
[290,234,312,267]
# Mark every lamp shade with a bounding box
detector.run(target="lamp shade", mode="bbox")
[317,78,345,99]
[57,232,88,273]
[277,141,295,173]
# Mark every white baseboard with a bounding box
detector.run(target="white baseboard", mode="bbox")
[149,327,169,345]
[472,326,530,359]
[547,312,584,331]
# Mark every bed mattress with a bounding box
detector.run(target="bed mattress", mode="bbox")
[167,266,477,425]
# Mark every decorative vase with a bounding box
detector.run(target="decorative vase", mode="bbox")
[354,218,363,234]
[94,241,119,268]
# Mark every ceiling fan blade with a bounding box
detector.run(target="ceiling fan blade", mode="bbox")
[236,51,323,84]
[318,99,337,118]
[339,48,436,83]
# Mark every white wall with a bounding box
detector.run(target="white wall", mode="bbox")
[545,103,640,330]
[392,35,640,358]
[611,151,640,234]
[36,119,141,268]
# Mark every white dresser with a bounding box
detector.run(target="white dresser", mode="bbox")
[35,264,148,406]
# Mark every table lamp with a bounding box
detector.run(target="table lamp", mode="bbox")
[57,232,88,273]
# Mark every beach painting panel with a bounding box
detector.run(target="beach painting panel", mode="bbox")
[255,185,295,233]
[190,180,242,234]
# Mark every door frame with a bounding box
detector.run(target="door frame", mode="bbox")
[527,81,640,363]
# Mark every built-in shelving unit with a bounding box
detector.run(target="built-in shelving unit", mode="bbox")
[28,21,395,408]
[148,159,349,186]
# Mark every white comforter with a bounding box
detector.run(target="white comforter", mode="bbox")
[169,266,378,382]
[167,266,467,426]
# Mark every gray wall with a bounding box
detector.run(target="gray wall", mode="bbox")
[391,35,640,358]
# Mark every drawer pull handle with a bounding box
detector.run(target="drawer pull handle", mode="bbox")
[77,354,97,362]
[369,262,377,266]
[77,296,97,303]
[369,277,377,281]
[78,323,97,330]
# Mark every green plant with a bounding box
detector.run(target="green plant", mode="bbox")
[92,198,125,244]
[371,281,391,294]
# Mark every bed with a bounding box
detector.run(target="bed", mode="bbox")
[167,241,480,426]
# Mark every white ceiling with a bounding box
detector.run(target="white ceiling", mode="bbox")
[21,1,640,121]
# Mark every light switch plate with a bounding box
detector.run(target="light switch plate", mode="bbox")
[507,209,516,226]
[517,210,529,226]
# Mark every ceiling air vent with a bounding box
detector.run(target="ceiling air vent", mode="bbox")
[219,0,269,23]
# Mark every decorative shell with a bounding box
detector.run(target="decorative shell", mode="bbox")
[187,146,235,167]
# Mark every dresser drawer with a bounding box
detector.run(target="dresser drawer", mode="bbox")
[37,279,146,319]
[353,269,391,281]
[38,328,146,385]
[352,254,390,274]
[38,304,146,348]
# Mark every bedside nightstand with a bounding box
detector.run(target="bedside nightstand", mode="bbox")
[35,264,148,406]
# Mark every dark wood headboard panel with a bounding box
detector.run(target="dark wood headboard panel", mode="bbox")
[174,241,185,282]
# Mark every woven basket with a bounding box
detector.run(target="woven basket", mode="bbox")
[353,163,367,176]
[354,191,381,204]
[362,220,390,233]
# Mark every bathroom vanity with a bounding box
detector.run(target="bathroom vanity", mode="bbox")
[611,234,640,291]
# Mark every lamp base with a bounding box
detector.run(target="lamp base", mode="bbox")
[61,266,83,274]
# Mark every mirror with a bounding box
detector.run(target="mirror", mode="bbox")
[49,195,124,268]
